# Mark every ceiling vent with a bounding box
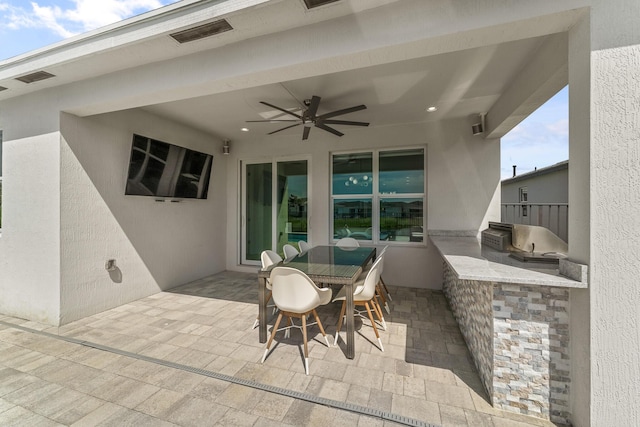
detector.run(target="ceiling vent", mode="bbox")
[15,71,55,84]
[303,0,341,9]
[0,86,7,92]
[170,19,233,44]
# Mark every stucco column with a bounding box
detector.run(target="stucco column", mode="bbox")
[0,98,62,324]
[569,2,640,425]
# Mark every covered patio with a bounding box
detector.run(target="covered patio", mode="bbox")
[2,0,640,425]
[0,271,555,426]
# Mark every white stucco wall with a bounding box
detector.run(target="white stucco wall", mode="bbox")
[586,1,640,425]
[57,110,227,324]
[567,13,591,425]
[0,131,61,324]
[224,118,501,290]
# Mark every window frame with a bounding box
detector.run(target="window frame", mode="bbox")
[519,186,528,217]
[330,145,426,246]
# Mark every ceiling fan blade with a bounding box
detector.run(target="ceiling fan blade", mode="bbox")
[323,119,369,127]
[307,96,321,118]
[268,123,301,135]
[318,104,366,120]
[316,122,344,137]
[246,120,300,123]
[260,101,303,119]
[302,126,311,140]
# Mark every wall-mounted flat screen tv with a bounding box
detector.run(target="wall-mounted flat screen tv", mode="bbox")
[125,134,213,199]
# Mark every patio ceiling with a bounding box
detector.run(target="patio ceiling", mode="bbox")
[0,0,576,140]
[142,35,553,141]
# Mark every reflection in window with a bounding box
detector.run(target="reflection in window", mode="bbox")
[379,149,424,194]
[333,199,372,240]
[380,198,423,242]
[331,148,425,244]
[332,152,373,195]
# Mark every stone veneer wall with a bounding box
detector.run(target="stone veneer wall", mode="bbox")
[442,264,494,399]
[443,263,571,424]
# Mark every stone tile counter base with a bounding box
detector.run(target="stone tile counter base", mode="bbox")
[443,263,571,425]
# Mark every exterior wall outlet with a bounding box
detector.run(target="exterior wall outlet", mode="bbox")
[105,259,117,271]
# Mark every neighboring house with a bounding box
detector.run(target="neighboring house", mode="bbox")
[501,160,569,241]
[0,1,639,425]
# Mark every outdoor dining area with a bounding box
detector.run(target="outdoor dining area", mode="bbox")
[257,238,385,371]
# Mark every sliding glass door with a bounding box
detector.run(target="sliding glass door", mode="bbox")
[242,158,309,264]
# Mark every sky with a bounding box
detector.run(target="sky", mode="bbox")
[0,0,180,60]
[501,86,568,179]
[0,1,569,179]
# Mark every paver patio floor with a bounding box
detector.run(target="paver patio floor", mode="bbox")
[0,271,562,426]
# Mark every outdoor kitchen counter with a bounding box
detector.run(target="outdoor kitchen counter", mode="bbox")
[430,234,587,424]
[429,235,587,288]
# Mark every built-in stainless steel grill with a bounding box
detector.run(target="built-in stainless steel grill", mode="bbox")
[481,223,513,251]
[481,222,568,263]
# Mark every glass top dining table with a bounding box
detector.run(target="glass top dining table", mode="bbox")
[257,245,377,359]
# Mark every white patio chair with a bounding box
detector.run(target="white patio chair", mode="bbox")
[283,244,300,259]
[336,237,360,248]
[252,250,282,329]
[361,245,392,313]
[333,255,385,352]
[261,267,332,375]
[298,240,311,253]
[376,245,393,305]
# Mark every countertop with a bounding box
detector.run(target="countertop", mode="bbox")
[430,235,587,288]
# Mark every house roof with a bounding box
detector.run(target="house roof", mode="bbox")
[501,160,569,184]
[0,0,584,141]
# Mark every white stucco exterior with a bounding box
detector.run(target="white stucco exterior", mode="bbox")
[1,0,640,424]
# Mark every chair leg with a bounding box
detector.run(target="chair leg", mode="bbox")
[262,312,284,363]
[284,316,292,339]
[381,276,392,301]
[301,312,309,375]
[312,309,331,347]
[267,292,279,315]
[371,295,387,331]
[364,302,384,352]
[253,292,276,329]
[376,283,391,315]
[334,301,347,346]
[376,283,387,306]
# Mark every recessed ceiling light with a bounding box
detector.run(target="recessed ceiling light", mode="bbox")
[241,127,249,132]
[426,106,437,112]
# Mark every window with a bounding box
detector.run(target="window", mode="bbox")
[331,148,425,243]
[519,186,528,217]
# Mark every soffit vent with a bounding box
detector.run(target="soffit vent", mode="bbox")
[0,86,7,92]
[15,71,56,84]
[170,19,233,44]
[303,0,341,9]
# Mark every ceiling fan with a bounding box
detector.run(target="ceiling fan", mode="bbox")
[247,95,369,140]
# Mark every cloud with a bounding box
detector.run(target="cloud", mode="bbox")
[546,118,568,137]
[1,0,173,39]
[500,90,569,179]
